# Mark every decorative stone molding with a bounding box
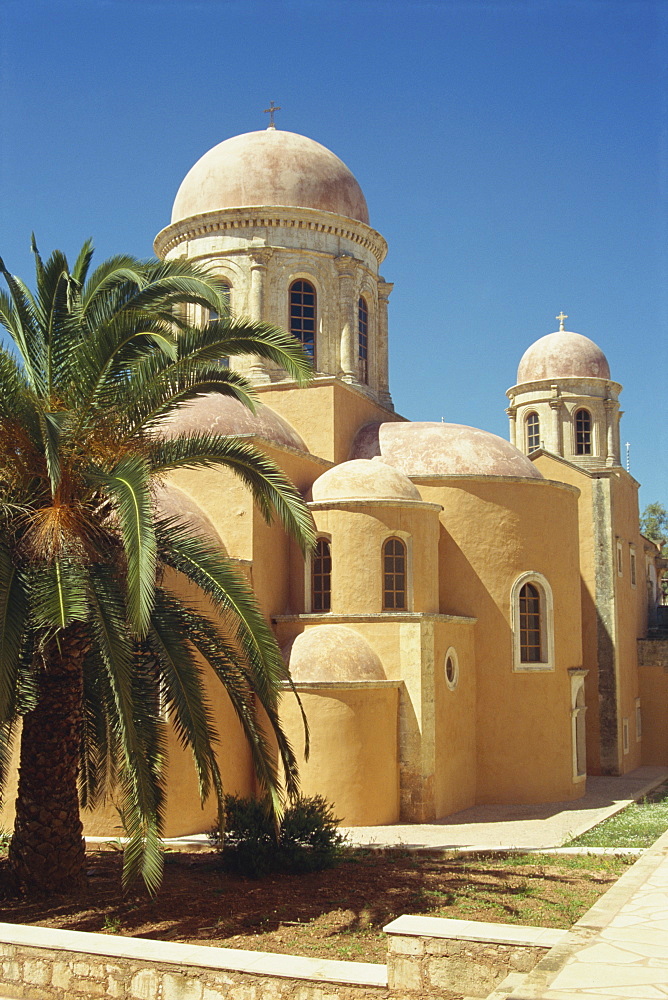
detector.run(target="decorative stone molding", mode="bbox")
[155,206,388,264]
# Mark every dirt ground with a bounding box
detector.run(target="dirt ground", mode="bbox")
[0,847,631,964]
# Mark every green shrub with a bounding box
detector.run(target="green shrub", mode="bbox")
[211,794,345,877]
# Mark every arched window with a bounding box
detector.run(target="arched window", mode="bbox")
[525,412,540,453]
[383,537,407,610]
[208,290,231,369]
[290,280,316,363]
[575,408,592,455]
[311,538,331,612]
[519,583,542,662]
[358,296,369,384]
[511,572,554,671]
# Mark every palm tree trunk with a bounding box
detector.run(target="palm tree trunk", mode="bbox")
[9,629,87,892]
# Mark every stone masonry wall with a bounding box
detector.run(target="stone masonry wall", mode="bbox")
[387,934,549,998]
[0,941,394,1000]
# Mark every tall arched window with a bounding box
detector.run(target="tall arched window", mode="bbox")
[525,412,540,453]
[575,408,592,455]
[383,537,407,610]
[290,280,316,363]
[511,572,554,672]
[519,583,542,662]
[358,296,369,384]
[311,538,331,612]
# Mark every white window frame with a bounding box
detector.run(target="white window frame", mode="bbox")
[635,698,642,742]
[444,646,459,691]
[617,539,624,576]
[511,571,555,672]
[630,544,637,588]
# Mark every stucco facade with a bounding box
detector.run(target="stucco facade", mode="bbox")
[3,124,660,839]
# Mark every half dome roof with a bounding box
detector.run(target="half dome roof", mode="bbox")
[517,330,611,383]
[311,458,422,502]
[160,394,308,453]
[171,128,369,225]
[351,422,543,479]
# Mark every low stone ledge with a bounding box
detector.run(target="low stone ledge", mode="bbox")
[0,922,387,1000]
[383,916,562,998]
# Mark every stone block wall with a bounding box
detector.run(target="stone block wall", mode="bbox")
[386,933,548,998]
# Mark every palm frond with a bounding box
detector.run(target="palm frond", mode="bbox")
[0,719,16,806]
[0,545,29,720]
[149,434,315,553]
[98,457,156,635]
[30,559,88,630]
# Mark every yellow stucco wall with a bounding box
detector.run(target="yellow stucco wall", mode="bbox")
[417,475,584,805]
[309,502,440,614]
[279,683,400,826]
[258,380,402,465]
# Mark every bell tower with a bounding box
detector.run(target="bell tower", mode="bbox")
[506,314,622,469]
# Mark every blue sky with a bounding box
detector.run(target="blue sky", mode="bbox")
[1,0,665,506]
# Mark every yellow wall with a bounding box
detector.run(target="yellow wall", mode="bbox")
[417,476,584,805]
[279,683,400,825]
[310,503,440,614]
[258,379,403,465]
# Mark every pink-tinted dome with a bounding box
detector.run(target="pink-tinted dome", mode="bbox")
[351,422,543,479]
[517,330,610,383]
[160,394,308,453]
[311,458,422,503]
[282,626,386,682]
[172,129,369,225]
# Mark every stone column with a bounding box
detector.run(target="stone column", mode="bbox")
[247,249,273,384]
[377,278,394,409]
[549,396,564,455]
[605,399,620,466]
[335,256,357,383]
[506,406,517,447]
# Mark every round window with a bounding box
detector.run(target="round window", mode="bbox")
[444,647,459,691]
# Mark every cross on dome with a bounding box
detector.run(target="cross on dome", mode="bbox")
[556,311,568,331]
[264,101,282,129]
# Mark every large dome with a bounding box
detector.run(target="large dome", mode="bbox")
[351,422,543,479]
[160,394,308,453]
[171,129,369,225]
[517,330,611,383]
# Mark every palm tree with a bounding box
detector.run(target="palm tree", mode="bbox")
[0,239,315,894]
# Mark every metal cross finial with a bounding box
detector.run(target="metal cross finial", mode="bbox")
[556,311,568,331]
[264,101,282,130]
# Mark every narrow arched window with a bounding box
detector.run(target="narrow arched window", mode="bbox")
[290,280,316,363]
[208,290,231,369]
[519,582,542,662]
[383,537,407,610]
[575,408,592,455]
[358,296,369,384]
[311,538,331,612]
[526,412,540,453]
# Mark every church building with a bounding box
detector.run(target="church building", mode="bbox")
[87,124,668,834]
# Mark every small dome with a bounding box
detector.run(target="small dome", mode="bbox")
[154,482,227,552]
[172,129,369,226]
[283,626,386,682]
[350,422,543,479]
[517,330,611,383]
[311,458,422,502]
[160,394,308,453]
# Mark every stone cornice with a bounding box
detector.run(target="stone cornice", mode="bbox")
[308,499,443,512]
[506,377,623,400]
[273,612,477,625]
[154,205,388,264]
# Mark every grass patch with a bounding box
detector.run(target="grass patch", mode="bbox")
[569,781,668,848]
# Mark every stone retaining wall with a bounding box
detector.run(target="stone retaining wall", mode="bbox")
[0,923,388,1000]
[384,916,565,998]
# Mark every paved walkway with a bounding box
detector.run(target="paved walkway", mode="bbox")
[507,824,668,999]
[340,766,668,851]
